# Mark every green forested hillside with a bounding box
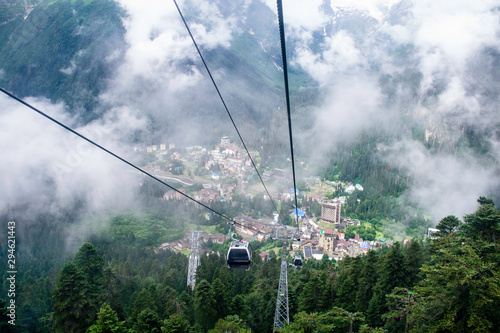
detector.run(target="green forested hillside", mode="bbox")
[0,0,126,122]
[1,197,498,332]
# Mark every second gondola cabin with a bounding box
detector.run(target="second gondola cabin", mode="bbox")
[226,240,252,270]
[293,255,303,267]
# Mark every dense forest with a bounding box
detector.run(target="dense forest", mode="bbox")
[1,196,499,332]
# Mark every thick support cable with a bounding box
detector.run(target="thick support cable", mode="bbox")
[172,0,278,213]
[276,0,300,234]
[0,87,241,226]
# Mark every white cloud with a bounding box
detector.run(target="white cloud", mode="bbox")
[436,76,480,118]
[260,0,329,46]
[410,0,500,99]
[283,0,500,221]
[60,60,77,75]
[117,0,235,61]
[101,0,239,117]
[417,10,499,72]
[332,0,400,21]
[261,0,328,31]
[308,74,387,150]
[0,95,142,214]
[380,23,411,44]
[294,31,364,85]
[387,140,499,222]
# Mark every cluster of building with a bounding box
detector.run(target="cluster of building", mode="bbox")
[159,182,387,261]
[143,138,399,261]
[156,201,396,262]
[144,136,258,187]
[233,215,274,241]
[155,233,229,254]
[294,203,378,260]
[141,143,176,153]
[162,184,235,204]
[207,137,255,179]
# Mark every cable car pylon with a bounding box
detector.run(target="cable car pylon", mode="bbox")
[273,241,289,331]
[187,230,201,290]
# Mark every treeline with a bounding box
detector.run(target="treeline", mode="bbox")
[1,197,499,332]
[283,197,500,332]
[36,197,498,333]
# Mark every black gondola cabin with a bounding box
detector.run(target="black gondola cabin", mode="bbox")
[293,255,303,267]
[226,240,252,270]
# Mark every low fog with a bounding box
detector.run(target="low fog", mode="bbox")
[0,94,143,246]
[2,0,500,240]
[0,96,143,253]
[265,0,500,222]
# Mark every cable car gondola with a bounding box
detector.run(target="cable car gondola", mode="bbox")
[226,240,252,270]
[293,255,303,268]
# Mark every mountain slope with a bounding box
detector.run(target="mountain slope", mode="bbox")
[0,0,126,122]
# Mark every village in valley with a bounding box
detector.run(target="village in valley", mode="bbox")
[138,136,397,262]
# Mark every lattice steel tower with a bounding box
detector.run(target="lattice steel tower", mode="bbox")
[273,242,289,331]
[187,230,201,290]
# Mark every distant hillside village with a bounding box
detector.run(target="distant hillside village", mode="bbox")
[138,136,256,181]
[140,137,398,261]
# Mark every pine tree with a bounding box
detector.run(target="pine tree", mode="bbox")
[53,243,105,333]
[244,291,266,331]
[178,290,194,324]
[381,287,413,332]
[102,266,125,320]
[161,313,189,333]
[131,288,157,318]
[282,311,323,333]
[86,303,127,333]
[366,292,384,328]
[335,256,363,312]
[378,242,406,293]
[477,196,494,206]
[403,240,423,288]
[411,232,500,332]
[321,307,365,332]
[229,294,249,322]
[355,250,378,313]
[368,242,405,327]
[462,198,500,242]
[433,215,461,237]
[52,261,89,333]
[194,280,216,330]
[298,273,320,313]
[74,242,104,283]
[212,278,229,319]
[132,309,161,333]
[317,270,333,311]
[208,315,251,333]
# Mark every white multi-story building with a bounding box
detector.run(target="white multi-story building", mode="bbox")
[221,136,230,146]
[321,201,341,224]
